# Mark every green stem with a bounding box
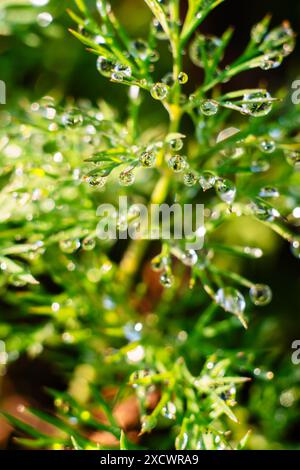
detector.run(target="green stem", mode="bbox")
[118,4,184,288]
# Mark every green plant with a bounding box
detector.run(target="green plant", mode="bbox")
[0,0,300,450]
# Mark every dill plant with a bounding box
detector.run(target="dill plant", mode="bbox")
[0,0,300,451]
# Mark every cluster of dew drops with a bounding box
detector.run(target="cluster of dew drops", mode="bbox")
[56,14,300,308]
[57,98,300,320]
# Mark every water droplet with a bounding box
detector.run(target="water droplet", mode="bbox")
[96,56,115,77]
[59,238,80,254]
[149,50,160,62]
[216,127,244,159]
[162,73,175,87]
[113,63,132,80]
[183,171,197,187]
[259,186,280,198]
[242,91,273,117]
[290,240,300,259]
[82,237,96,251]
[220,386,237,406]
[160,272,174,288]
[153,18,167,40]
[260,54,283,70]
[111,72,124,82]
[151,255,165,272]
[251,201,279,222]
[130,39,149,60]
[162,402,176,420]
[264,22,295,57]
[169,138,183,151]
[251,158,270,173]
[168,155,187,173]
[62,109,83,128]
[259,140,276,153]
[150,82,169,100]
[181,250,198,266]
[119,169,135,186]
[200,99,219,116]
[215,287,246,316]
[178,72,188,84]
[139,151,156,167]
[249,284,272,306]
[86,175,107,187]
[285,151,300,171]
[37,12,53,27]
[199,171,216,191]
[215,178,236,204]
[190,34,222,68]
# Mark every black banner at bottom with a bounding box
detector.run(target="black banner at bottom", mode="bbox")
[0,450,298,467]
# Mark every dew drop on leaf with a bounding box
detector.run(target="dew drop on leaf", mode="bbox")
[183,171,197,187]
[250,158,270,173]
[162,73,175,87]
[96,56,115,77]
[264,22,295,57]
[162,402,176,420]
[169,138,183,151]
[259,140,276,153]
[168,155,187,173]
[249,284,272,306]
[82,238,96,251]
[149,50,160,62]
[119,169,135,186]
[178,72,188,84]
[59,238,81,254]
[150,82,169,100]
[151,255,165,272]
[199,171,216,191]
[190,34,221,68]
[200,99,219,116]
[259,186,280,198]
[113,63,132,80]
[139,151,156,167]
[153,18,167,40]
[61,109,83,128]
[260,54,283,70]
[215,178,236,204]
[160,272,174,288]
[181,250,198,267]
[86,175,107,187]
[130,39,149,60]
[242,91,273,117]
[215,287,246,316]
[251,201,279,222]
